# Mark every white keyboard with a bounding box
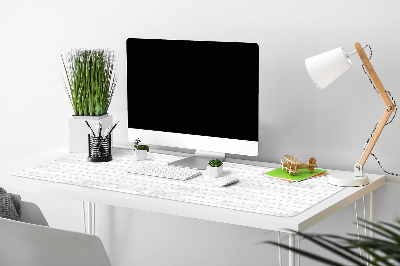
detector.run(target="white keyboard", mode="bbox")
[128,164,202,181]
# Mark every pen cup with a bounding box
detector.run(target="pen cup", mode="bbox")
[88,134,112,162]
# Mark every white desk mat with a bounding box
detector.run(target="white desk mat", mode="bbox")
[12,148,344,217]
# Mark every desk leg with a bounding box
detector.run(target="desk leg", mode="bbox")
[83,201,95,235]
[370,190,375,238]
[289,233,295,266]
[297,234,300,266]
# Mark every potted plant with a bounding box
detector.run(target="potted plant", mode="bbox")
[134,138,149,161]
[207,159,223,177]
[265,218,400,265]
[61,49,118,153]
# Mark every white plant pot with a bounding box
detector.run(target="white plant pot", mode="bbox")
[207,165,223,177]
[135,150,148,161]
[69,114,113,154]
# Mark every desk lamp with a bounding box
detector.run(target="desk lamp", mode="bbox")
[305,42,395,186]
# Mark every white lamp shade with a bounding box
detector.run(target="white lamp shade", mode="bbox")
[305,47,352,89]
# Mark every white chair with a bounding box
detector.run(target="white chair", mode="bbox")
[0,201,111,266]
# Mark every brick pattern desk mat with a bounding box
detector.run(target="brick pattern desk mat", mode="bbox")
[12,148,344,217]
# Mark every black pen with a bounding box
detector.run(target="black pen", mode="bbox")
[103,126,112,138]
[85,120,95,136]
[98,122,102,138]
[105,121,119,138]
[107,121,119,135]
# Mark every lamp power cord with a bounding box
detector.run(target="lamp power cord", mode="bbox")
[362,45,399,176]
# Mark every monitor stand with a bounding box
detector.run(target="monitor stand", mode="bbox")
[168,150,225,170]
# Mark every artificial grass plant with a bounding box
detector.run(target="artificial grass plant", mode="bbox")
[61,49,118,116]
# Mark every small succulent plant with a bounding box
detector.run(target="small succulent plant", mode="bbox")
[208,159,223,167]
[134,138,149,152]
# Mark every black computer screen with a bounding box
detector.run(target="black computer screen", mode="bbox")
[126,38,259,142]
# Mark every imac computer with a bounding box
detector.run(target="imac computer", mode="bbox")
[126,38,259,169]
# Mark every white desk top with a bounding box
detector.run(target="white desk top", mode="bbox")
[0,146,385,232]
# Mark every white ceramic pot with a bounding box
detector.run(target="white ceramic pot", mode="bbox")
[69,114,113,154]
[207,165,223,177]
[135,150,148,161]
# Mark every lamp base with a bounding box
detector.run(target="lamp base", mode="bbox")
[328,172,369,187]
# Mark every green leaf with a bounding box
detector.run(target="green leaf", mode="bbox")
[60,49,118,116]
[263,219,400,266]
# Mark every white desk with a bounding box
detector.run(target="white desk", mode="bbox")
[0,146,385,266]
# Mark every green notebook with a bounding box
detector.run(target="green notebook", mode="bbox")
[264,168,327,182]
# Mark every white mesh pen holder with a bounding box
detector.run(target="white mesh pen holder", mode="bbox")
[88,134,112,162]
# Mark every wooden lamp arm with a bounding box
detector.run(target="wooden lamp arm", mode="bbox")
[355,43,395,111]
[357,110,392,168]
[354,42,394,176]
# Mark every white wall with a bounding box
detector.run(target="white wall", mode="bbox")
[2,0,400,265]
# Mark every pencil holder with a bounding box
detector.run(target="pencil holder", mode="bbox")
[88,134,112,162]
